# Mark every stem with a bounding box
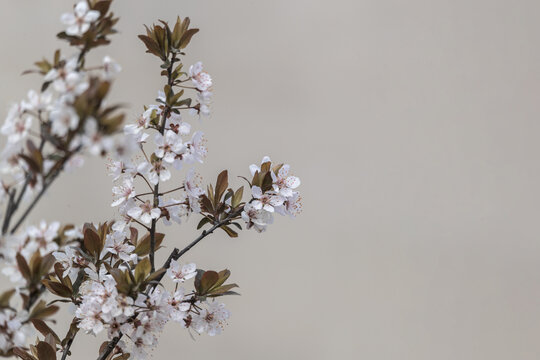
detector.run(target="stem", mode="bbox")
[96,335,121,360]
[1,189,15,235]
[149,53,176,273]
[152,213,237,287]
[60,332,77,360]
[25,285,45,311]
[136,173,154,191]
[10,164,61,234]
[2,139,46,235]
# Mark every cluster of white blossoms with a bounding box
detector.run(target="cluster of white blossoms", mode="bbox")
[0,2,125,354]
[0,53,121,176]
[242,157,302,232]
[0,221,83,284]
[65,60,230,357]
[0,221,79,355]
[109,73,211,230]
[74,258,229,359]
[188,62,213,117]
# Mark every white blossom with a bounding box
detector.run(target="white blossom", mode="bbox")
[166,260,196,283]
[271,164,301,198]
[49,104,79,137]
[103,230,136,262]
[188,62,212,92]
[184,169,204,213]
[102,56,122,79]
[137,160,171,185]
[184,131,207,164]
[61,1,100,36]
[191,302,230,336]
[250,186,284,213]
[127,200,161,224]
[241,202,274,232]
[112,177,136,207]
[154,130,185,163]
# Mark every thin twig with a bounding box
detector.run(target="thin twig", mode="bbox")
[96,335,121,360]
[60,332,77,360]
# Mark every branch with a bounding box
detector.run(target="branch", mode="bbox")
[97,335,121,360]
[60,332,77,360]
[149,53,177,273]
[2,139,46,235]
[97,214,236,360]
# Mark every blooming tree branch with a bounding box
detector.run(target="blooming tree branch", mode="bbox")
[0,1,303,360]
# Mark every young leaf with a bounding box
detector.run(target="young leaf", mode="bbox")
[134,258,151,284]
[36,341,56,360]
[220,225,238,238]
[16,253,31,282]
[31,319,61,344]
[42,279,72,298]
[197,271,219,295]
[0,289,16,308]
[134,233,165,256]
[215,170,229,204]
[83,228,102,258]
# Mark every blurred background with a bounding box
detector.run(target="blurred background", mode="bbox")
[2,0,540,359]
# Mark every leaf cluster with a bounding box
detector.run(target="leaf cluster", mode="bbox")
[138,17,198,63]
[194,269,239,299]
[16,252,55,307]
[198,170,245,237]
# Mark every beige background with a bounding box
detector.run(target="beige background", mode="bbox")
[1,0,540,359]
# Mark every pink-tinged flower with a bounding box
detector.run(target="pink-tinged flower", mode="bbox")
[188,62,212,92]
[127,200,161,224]
[184,169,204,213]
[44,58,89,96]
[271,164,301,198]
[167,289,190,323]
[103,231,136,262]
[26,220,61,255]
[191,302,230,336]
[102,56,122,79]
[184,131,207,164]
[53,246,80,278]
[82,118,114,156]
[124,112,151,135]
[159,197,188,225]
[61,1,101,36]
[166,113,191,135]
[166,260,197,283]
[23,90,53,112]
[189,91,212,117]
[275,191,303,218]
[107,159,135,181]
[250,186,284,213]
[49,104,79,137]
[111,177,136,207]
[1,116,32,145]
[154,130,185,163]
[241,203,274,232]
[137,160,171,185]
